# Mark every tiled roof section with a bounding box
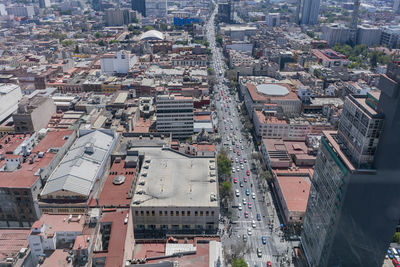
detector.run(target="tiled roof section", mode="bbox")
[0,229,30,262]
[276,176,311,212]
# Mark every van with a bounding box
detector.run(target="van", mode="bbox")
[257,213,261,221]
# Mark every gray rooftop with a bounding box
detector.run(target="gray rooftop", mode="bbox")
[40,130,116,198]
[132,148,218,208]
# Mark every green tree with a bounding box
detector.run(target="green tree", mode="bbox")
[109,40,120,44]
[216,34,223,46]
[74,44,79,54]
[144,25,154,31]
[132,17,139,23]
[219,181,232,200]
[98,39,106,46]
[233,258,248,267]
[61,39,75,47]
[217,151,232,179]
[94,32,102,38]
[207,67,215,76]
[370,52,378,69]
[393,232,400,244]
[306,31,315,38]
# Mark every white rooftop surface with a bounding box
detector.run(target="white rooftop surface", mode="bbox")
[140,30,164,41]
[41,130,114,197]
[0,84,22,123]
[132,148,218,208]
[256,84,289,96]
[165,244,196,256]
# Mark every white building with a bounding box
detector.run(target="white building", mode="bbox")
[0,84,22,123]
[100,51,137,74]
[266,13,280,27]
[156,95,194,138]
[146,0,167,18]
[6,6,34,17]
[322,24,350,47]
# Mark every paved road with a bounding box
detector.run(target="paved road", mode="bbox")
[206,4,294,267]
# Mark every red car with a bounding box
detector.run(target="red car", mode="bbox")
[230,157,234,162]
[233,178,238,183]
[237,151,240,156]
[248,202,252,209]
[246,170,250,176]
[244,211,249,218]
[233,148,236,153]
[243,177,247,182]
[267,262,272,267]
[222,115,225,119]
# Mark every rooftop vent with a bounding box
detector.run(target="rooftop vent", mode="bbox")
[84,143,94,154]
[113,175,126,185]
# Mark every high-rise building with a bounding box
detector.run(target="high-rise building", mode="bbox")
[322,24,350,47]
[357,25,381,46]
[100,51,137,74]
[301,61,400,266]
[131,0,145,17]
[92,0,103,11]
[296,0,320,25]
[156,95,194,138]
[145,0,167,18]
[104,9,133,26]
[6,6,35,18]
[218,2,232,23]
[349,0,360,45]
[394,0,400,13]
[39,0,51,9]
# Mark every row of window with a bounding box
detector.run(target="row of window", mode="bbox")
[135,224,215,230]
[134,210,215,217]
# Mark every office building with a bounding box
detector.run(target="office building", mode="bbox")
[218,2,232,23]
[296,0,320,25]
[145,0,167,18]
[301,62,400,266]
[12,97,56,133]
[357,25,381,46]
[156,95,194,138]
[6,6,34,17]
[100,51,137,75]
[349,0,360,45]
[0,84,22,123]
[266,13,280,27]
[0,130,75,228]
[322,24,350,47]
[104,9,132,26]
[92,0,103,11]
[394,0,400,13]
[131,0,145,17]
[39,0,51,9]
[380,25,400,48]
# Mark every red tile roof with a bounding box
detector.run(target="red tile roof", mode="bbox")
[276,176,310,212]
[0,229,30,262]
[92,210,130,267]
[0,134,30,155]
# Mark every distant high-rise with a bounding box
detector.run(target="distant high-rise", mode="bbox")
[39,0,51,9]
[301,61,400,266]
[218,2,233,23]
[92,0,103,11]
[349,0,360,45]
[296,0,320,25]
[131,0,145,17]
[394,0,400,13]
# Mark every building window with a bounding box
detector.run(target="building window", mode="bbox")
[182,211,185,216]
[176,211,179,216]
[195,211,198,216]
[187,211,191,216]
[152,211,155,216]
[141,211,144,216]
[211,211,214,216]
[200,211,203,216]
[170,211,174,216]
[206,211,209,216]
[135,211,139,216]
[165,211,168,216]
[159,211,162,216]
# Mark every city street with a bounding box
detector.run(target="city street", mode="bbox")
[206,4,294,267]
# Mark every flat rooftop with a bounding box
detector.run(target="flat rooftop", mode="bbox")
[132,148,218,208]
[0,229,30,263]
[276,176,310,213]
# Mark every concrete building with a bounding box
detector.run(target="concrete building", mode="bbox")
[100,51,137,75]
[322,24,350,47]
[131,0,145,17]
[242,82,302,119]
[92,0,103,11]
[6,6,34,17]
[104,9,133,26]
[301,62,400,265]
[12,97,56,133]
[28,214,85,265]
[145,0,167,18]
[0,130,75,228]
[39,0,51,9]
[311,49,350,68]
[0,84,22,123]
[380,25,400,48]
[131,146,218,236]
[296,0,320,25]
[266,13,280,27]
[218,2,232,23]
[357,25,381,46]
[156,95,194,138]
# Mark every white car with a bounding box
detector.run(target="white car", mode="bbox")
[241,164,244,170]
[242,198,247,205]
[235,158,239,163]
[252,220,256,228]
[236,167,240,171]
[252,192,256,199]
[235,189,240,197]
[247,228,252,235]
[238,203,242,210]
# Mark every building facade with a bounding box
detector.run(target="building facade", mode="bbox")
[156,95,194,138]
[296,0,320,25]
[301,62,400,266]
